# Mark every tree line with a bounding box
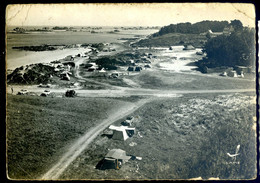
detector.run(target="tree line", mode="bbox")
[152,20,229,36]
[199,20,255,69]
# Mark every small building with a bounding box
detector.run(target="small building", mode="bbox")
[109,125,135,141]
[223,26,234,35]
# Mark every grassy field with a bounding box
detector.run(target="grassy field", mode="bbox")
[129,70,255,90]
[6,94,134,179]
[58,93,256,180]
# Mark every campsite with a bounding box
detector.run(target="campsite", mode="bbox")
[6,40,256,180]
[5,4,256,181]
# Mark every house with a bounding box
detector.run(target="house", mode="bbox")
[223,26,234,35]
[54,68,60,72]
[97,149,132,170]
[109,125,135,141]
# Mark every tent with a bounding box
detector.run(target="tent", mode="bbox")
[97,149,131,170]
[109,125,135,141]
[127,66,134,71]
[183,44,195,50]
[105,149,131,161]
[227,70,238,77]
[135,66,142,72]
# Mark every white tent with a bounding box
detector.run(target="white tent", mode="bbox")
[109,125,135,141]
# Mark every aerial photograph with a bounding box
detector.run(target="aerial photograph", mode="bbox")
[6,3,256,180]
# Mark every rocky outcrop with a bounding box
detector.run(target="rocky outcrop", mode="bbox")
[7,64,56,84]
[12,45,57,51]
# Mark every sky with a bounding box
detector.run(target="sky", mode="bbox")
[6,3,256,27]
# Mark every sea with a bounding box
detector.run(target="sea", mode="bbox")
[6,26,159,70]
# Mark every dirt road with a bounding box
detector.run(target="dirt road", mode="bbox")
[41,98,152,180]
[7,84,255,98]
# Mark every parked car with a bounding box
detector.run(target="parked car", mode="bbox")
[65,90,76,97]
[38,83,51,88]
[17,89,28,95]
[40,90,51,97]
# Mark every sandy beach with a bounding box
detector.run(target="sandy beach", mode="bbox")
[156,46,202,72]
[7,47,91,70]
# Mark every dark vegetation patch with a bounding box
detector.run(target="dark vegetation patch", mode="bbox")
[7,64,55,84]
[92,50,144,70]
